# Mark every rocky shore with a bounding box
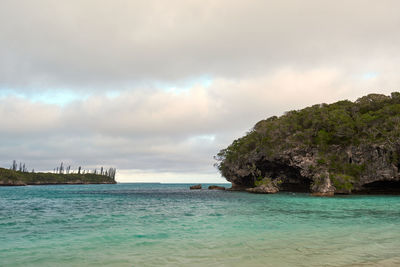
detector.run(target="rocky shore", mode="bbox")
[215,93,400,196]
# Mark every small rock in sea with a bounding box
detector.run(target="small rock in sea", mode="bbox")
[208,185,225,190]
[246,184,279,194]
[190,184,202,190]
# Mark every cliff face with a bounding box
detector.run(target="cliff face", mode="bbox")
[216,93,400,195]
[0,168,116,186]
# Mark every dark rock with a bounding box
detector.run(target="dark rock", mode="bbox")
[226,182,250,191]
[208,185,225,190]
[190,184,202,190]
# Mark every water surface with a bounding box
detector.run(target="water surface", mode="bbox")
[1,183,400,266]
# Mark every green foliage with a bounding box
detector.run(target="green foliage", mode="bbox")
[330,174,354,192]
[215,92,400,181]
[254,177,282,187]
[316,130,332,147]
[328,157,365,179]
[254,177,271,187]
[317,158,326,165]
[0,168,116,185]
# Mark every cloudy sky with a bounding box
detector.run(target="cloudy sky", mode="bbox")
[1,0,400,182]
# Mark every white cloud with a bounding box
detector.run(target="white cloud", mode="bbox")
[1,1,400,181]
[1,67,398,181]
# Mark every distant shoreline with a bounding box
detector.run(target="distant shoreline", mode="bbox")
[0,167,116,186]
[0,182,117,186]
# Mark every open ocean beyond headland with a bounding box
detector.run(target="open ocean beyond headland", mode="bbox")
[1,183,400,266]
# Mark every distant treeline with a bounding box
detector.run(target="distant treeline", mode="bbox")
[10,160,116,179]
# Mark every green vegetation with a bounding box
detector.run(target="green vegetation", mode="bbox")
[254,177,282,187]
[254,177,272,187]
[330,173,354,193]
[215,93,400,187]
[0,162,117,186]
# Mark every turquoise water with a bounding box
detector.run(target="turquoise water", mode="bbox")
[1,184,400,267]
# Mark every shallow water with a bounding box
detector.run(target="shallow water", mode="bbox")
[1,183,400,266]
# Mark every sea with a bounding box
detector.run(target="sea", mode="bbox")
[1,183,400,267]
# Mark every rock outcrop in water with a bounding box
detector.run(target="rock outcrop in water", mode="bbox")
[215,93,400,195]
[190,184,202,189]
[246,178,280,194]
[208,185,226,190]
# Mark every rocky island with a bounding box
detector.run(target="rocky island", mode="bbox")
[0,165,116,186]
[215,93,400,195]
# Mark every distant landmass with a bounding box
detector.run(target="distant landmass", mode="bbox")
[215,92,400,195]
[0,164,116,186]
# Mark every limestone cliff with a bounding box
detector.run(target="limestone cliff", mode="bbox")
[215,93,400,195]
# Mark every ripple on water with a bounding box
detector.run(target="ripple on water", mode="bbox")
[1,184,400,266]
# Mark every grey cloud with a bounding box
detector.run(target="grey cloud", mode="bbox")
[1,69,398,178]
[1,0,400,90]
[1,1,400,181]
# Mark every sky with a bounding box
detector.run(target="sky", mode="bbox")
[1,0,400,183]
